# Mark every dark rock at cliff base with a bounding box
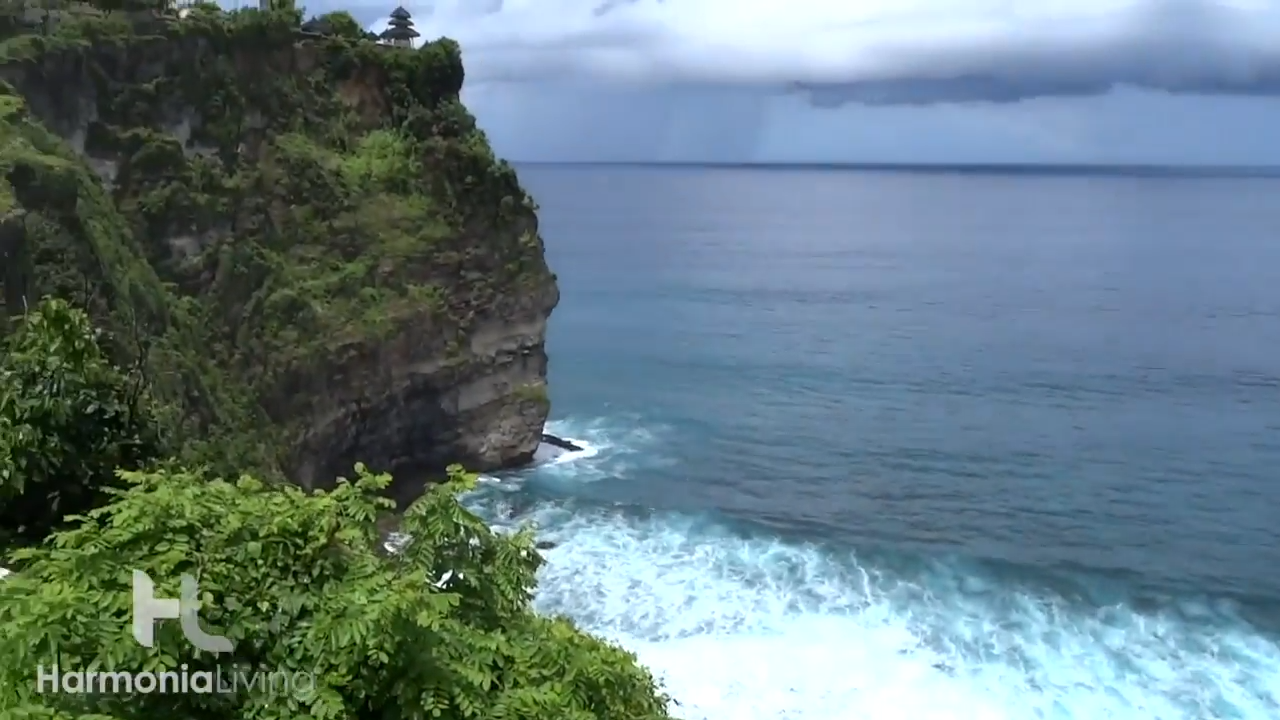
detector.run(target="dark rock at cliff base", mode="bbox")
[535,540,557,550]
[540,433,583,452]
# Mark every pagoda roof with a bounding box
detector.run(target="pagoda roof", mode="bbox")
[390,6,410,19]
[380,25,420,39]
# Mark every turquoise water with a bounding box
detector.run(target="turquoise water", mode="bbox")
[470,165,1280,719]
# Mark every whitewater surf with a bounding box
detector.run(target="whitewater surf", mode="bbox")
[466,417,1280,720]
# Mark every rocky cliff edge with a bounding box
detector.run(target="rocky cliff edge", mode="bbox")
[0,4,559,495]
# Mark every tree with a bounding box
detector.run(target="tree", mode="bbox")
[87,0,128,15]
[0,465,674,720]
[316,10,363,40]
[0,298,162,549]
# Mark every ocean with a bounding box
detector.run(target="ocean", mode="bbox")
[469,164,1280,719]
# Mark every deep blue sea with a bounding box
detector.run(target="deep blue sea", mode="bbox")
[468,164,1280,719]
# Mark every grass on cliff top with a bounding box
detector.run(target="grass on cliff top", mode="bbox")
[0,3,547,479]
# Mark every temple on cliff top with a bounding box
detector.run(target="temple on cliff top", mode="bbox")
[378,6,418,47]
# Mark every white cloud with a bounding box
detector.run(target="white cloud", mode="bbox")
[330,0,1280,163]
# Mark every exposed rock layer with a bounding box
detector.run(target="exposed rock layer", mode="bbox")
[288,283,559,492]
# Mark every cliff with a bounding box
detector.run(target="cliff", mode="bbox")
[0,4,559,494]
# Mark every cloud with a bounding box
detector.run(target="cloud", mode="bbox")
[352,0,1280,106]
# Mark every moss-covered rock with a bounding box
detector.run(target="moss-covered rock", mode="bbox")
[0,2,559,497]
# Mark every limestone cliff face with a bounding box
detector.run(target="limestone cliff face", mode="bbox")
[0,8,558,494]
[288,277,558,492]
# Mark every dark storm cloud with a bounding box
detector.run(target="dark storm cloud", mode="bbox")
[344,0,1280,106]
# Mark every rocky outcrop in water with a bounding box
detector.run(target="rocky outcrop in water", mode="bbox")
[540,433,584,452]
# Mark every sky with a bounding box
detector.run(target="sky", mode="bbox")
[277,0,1280,164]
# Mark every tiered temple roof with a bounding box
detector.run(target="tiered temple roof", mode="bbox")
[379,6,419,43]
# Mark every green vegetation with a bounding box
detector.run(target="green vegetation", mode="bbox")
[513,381,550,406]
[0,299,162,547]
[0,463,672,719]
[0,5,670,720]
[311,10,366,39]
[0,300,672,719]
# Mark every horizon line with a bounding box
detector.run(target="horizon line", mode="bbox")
[512,161,1280,178]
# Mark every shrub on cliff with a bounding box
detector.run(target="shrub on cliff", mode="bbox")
[0,298,161,549]
[0,464,675,719]
[314,10,364,39]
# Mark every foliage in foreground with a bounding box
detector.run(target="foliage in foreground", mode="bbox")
[0,299,161,548]
[0,298,673,719]
[0,466,674,719]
